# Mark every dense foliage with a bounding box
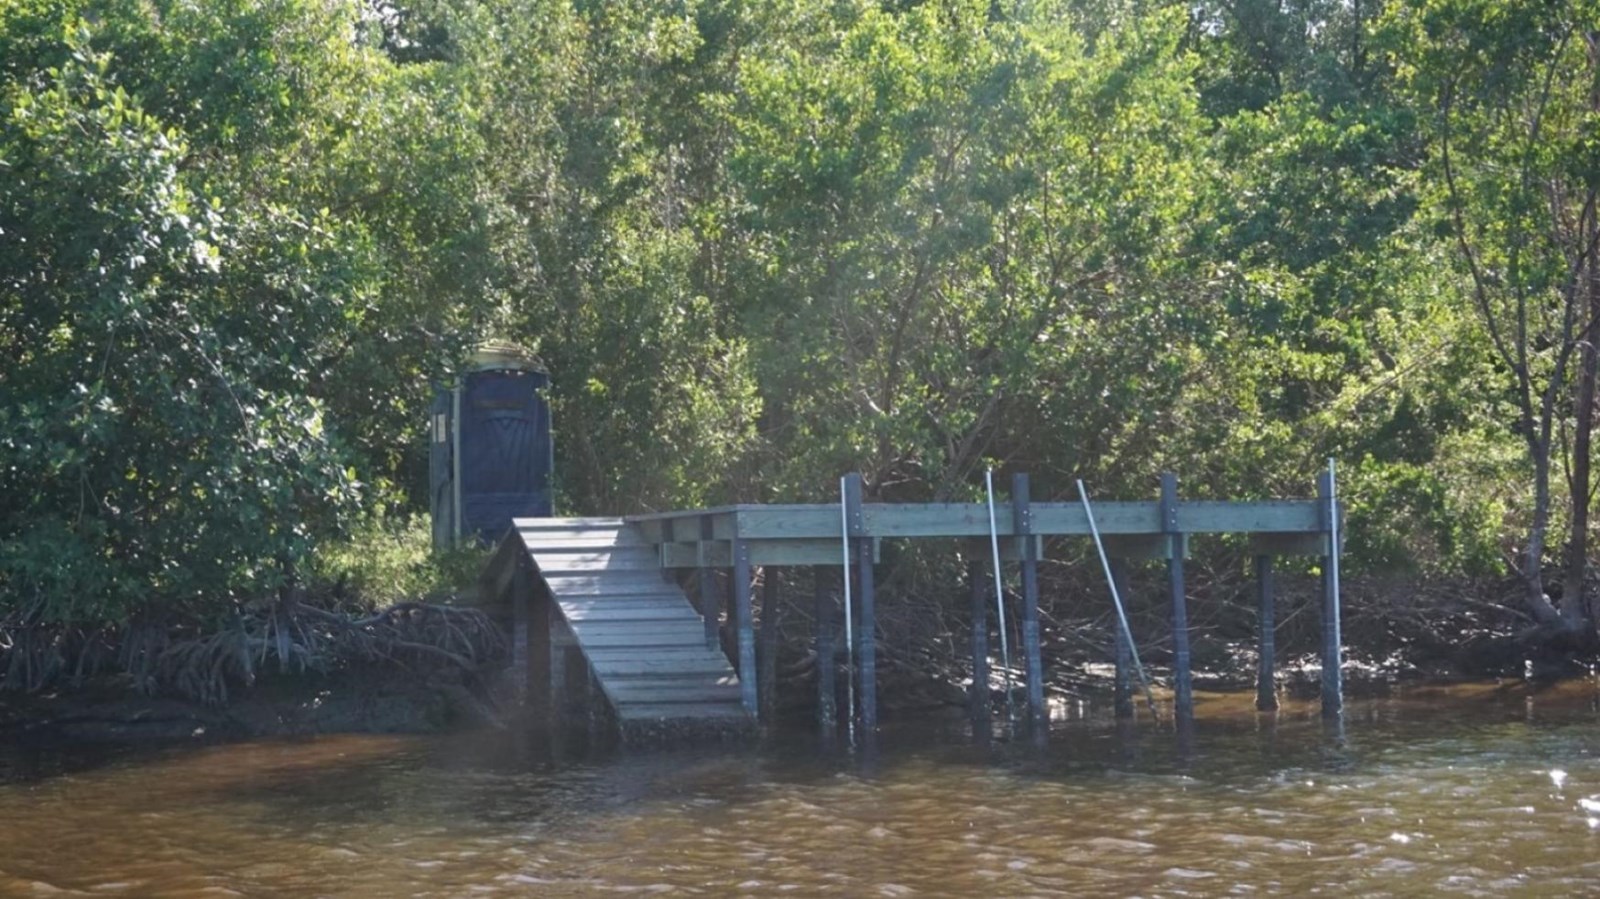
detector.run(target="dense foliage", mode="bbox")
[4,0,1599,681]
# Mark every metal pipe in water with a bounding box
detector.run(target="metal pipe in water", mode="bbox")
[1077,479,1160,718]
[838,476,856,748]
[984,468,1015,731]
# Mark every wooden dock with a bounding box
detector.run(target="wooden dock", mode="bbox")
[482,471,1344,745]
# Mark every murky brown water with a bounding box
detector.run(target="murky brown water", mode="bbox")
[3,681,1600,896]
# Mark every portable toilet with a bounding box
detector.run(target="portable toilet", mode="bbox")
[430,342,553,546]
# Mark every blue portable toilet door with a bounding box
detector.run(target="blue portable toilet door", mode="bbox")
[458,369,552,543]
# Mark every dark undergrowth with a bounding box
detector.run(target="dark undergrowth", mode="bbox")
[756,562,1600,716]
[0,593,504,707]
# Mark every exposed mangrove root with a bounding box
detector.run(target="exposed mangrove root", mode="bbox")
[0,597,505,705]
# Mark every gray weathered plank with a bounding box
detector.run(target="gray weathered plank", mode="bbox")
[659,539,878,568]
[616,702,750,721]
[529,551,660,571]
[559,605,701,623]
[557,596,691,610]
[537,573,670,591]
[591,658,734,677]
[584,647,730,663]
[631,500,1325,541]
[604,683,744,704]
[566,631,708,649]
[514,517,626,529]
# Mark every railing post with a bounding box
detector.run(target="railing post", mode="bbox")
[1012,473,1047,738]
[843,473,877,734]
[1161,472,1194,724]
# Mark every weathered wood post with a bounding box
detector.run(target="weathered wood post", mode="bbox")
[1255,554,1279,712]
[732,536,758,714]
[558,625,593,733]
[758,569,781,722]
[843,473,878,733]
[526,581,555,726]
[1161,473,1194,723]
[814,569,837,739]
[1012,473,1047,737]
[509,560,533,710]
[699,515,719,650]
[968,558,990,737]
[1109,557,1135,720]
[549,614,573,732]
[1318,468,1344,717]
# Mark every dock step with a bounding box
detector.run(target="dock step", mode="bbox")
[510,517,752,740]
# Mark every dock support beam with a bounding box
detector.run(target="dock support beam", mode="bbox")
[549,620,568,725]
[1318,469,1344,717]
[525,585,556,727]
[510,562,533,710]
[759,569,780,722]
[1013,473,1047,737]
[1110,557,1135,719]
[1255,554,1278,712]
[968,558,990,737]
[815,569,837,739]
[844,473,878,734]
[733,538,758,714]
[1161,473,1194,723]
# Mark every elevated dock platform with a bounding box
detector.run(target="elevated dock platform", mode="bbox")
[482,470,1344,746]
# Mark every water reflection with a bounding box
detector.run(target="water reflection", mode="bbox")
[1,681,1598,895]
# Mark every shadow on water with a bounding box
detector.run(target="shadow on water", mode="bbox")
[0,738,146,785]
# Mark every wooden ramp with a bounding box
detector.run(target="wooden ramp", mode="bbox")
[510,518,753,741]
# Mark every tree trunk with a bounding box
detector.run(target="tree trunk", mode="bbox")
[1526,448,1565,627]
[1568,312,1597,626]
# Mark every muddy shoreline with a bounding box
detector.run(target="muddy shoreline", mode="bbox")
[4,642,1587,749]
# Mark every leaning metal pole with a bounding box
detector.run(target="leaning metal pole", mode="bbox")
[1078,479,1159,717]
[984,468,1016,732]
[838,476,856,747]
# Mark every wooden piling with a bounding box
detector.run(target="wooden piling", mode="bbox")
[844,473,878,733]
[699,515,719,650]
[1012,473,1047,737]
[858,541,878,733]
[733,538,758,714]
[968,558,990,736]
[1161,473,1194,723]
[758,569,780,722]
[550,616,570,727]
[1109,557,1135,720]
[1318,470,1344,717]
[815,569,837,739]
[510,562,532,709]
[1255,554,1279,712]
[528,583,553,724]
